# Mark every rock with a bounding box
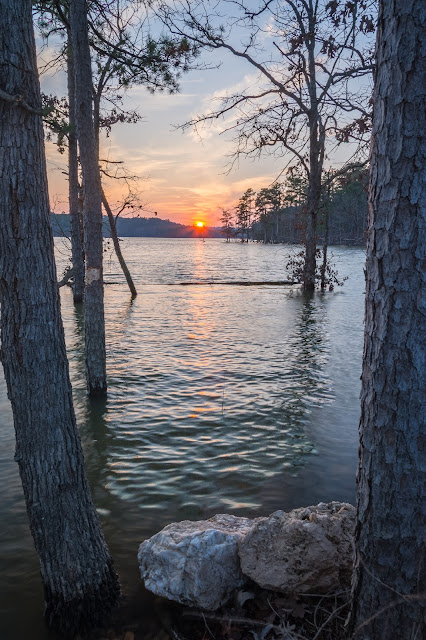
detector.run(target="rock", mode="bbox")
[138,502,356,609]
[138,514,261,610]
[239,501,355,594]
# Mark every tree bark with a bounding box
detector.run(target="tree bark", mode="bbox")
[349,1,426,637]
[70,0,107,396]
[320,183,331,291]
[67,40,85,304]
[320,223,328,291]
[304,171,320,290]
[0,0,120,635]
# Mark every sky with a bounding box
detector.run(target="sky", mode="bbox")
[38,2,372,228]
[41,48,281,227]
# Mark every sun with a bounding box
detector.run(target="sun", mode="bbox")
[196,221,204,228]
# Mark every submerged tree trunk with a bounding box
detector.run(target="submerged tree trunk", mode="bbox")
[303,93,323,290]
[92,73,137,299]
[320,223,328,291]
[0,0,120,635]
[349,1,426,637]
[304,193,319,290]
[70,0,107,396]
[320,186,330,291]
[101,192,137,298]
[67,40,85,303]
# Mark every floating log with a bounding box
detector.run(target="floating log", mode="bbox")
[171,280,297,286]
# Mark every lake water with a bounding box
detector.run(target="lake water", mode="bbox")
[0,238,365,639]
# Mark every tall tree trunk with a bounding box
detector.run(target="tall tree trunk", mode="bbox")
[92,84,137,299]
[320,184,330,291]
[320,220,328,291]
[304,198,318,290]
[0,0,120,635]
[67,40,85,304]
[102,192,137,298]
[303,16,322,292]
[304,123,322,291]
[70,0,107,396]
[349,1,426,637]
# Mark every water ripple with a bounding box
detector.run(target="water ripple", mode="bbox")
[0,239,365,640]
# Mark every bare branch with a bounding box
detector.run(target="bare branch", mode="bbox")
[322,160,369,189]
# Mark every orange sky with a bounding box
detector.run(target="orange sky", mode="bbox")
[40,23,363,228]
[43,56,280,228]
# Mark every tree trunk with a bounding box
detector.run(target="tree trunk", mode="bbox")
[304,200,318,290]
[320,187,330,291]
[70,0,107,396]
[67,40,85,304]
[349,1,426,637]
[320,224,328,291]
[303,19,322,291]
[102,191,137,298]
[91,80,137,299]
[0,0,120,635]
[304,124,322,291]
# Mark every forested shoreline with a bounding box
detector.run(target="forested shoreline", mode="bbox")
[51,213,223,238]
[52,166,367,245]
[221,167,368,246]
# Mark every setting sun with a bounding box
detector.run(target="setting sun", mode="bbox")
[196,221,204,227]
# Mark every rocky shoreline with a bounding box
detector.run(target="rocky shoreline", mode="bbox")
[85,502,356,640]
[138,502,355,611]
[132,502,355,640]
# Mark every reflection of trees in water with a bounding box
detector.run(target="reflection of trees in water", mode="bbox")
[296,292,329,377]
[257,291,336,512]
[104,292,137,373]
[68,287,333,535]
[71,293,136,381]
[69,294,140,550]
[70,303,114,508]
[70,302,109,499]
[79,398,111,499]
[71,302,85,380]
[276,291,332,436]
[76,394,138,581]
[108,292,135,328]
[69,293,137,489]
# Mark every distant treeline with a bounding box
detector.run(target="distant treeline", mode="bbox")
[51,214,223,238]
[221,167,368,246]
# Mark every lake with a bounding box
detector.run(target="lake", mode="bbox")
[0,238,365,639]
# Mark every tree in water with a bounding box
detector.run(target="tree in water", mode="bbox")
[220,208,234,241]
[0,0,120,634]
[349,0,426,636]
[236,188,255,242]
[156,0,375,289]
[85,0,199,292]
[37,0,199,303]
[70,0,108,396]
[67,40,85,303]
[255,183,285,243]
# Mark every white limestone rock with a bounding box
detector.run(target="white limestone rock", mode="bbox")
[138,513,261,610]
[238,501,355,594]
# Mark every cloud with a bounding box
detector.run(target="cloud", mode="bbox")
[38,29,292,226]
